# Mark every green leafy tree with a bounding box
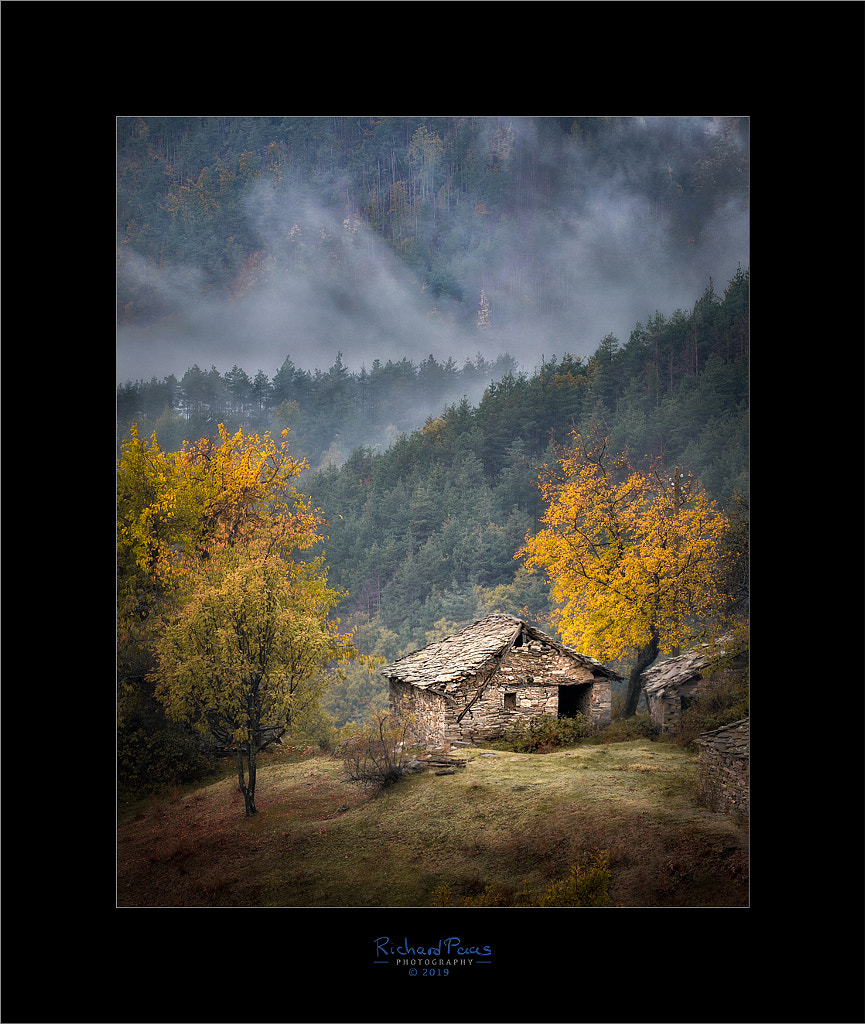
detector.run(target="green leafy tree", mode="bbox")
[153,516,357,816]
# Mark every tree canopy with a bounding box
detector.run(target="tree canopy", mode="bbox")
[118,117,749,799]
[118,424,359,812]
[117,115,748,332]
[153,515,354,815]
[518,428,738,715]
[119,269,750,733]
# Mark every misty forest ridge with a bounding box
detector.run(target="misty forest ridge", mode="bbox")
[117,116,748,387]
[117,266,749,739]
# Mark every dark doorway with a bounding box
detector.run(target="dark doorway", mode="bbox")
[558,683,591,718]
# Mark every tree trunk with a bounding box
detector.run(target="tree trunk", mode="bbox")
[622,634,659,718]
[236,745,257,816]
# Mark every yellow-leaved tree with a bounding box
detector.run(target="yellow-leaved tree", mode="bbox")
[518,429,735,717]
[118,424,359,811]
[117,422,312,614]
[152,514,356,816]
[117,423,314,719]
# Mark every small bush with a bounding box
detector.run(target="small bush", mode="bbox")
[432,850,612,907]
[533,850,612,906]
[118,720,215,798]
[677,670,749,747]
[340,711,417,792]
[501,714,589,753]
[452,883,510,907]
[289,704,340,751]
[590,713,659,745]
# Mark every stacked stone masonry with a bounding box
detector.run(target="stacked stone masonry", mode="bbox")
[641,638,748,738]
[384,615,617,748]
[695,718,749,818]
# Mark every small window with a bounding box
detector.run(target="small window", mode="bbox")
[504,692,517,709]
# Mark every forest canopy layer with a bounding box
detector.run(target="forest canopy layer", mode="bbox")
[118,268,749,731]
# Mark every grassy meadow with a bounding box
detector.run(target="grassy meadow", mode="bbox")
[117,738,748,908]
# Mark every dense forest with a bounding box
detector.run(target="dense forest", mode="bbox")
[117,268,749,730]
[117,117,748,305]
[117,115,748,737]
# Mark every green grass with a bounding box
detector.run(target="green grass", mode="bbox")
[117,740,748,908]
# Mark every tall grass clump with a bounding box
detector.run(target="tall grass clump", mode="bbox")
[432,850,612,907]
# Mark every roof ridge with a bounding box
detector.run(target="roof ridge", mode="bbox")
[381,612,621,686]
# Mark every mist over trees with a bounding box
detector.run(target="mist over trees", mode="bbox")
[116,115,748,384]
[117,115,748,739]
[116,350,521,467]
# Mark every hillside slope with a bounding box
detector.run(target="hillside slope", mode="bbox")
[117,741,748,908]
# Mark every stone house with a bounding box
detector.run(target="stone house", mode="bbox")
[695,718,749,818]
[382,613,620,747]
[641,637,747,737]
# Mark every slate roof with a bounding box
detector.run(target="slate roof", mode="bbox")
[641,635,738,699]
[381,613,619,693]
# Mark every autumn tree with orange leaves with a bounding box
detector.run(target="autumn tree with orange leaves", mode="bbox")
[518,428,736,717]
[118,424,359,813]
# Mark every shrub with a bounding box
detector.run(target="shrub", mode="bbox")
[589,713,659,745]
[677,670,749,747]
[431,850,612,907]
[340,710,417,792]
[453,883,510,907]
[532,850,612,906]
[118,718,215,798]
[501,713,589,753]
[289,704,340,751]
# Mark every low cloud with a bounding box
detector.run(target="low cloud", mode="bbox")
[116,117,748,384]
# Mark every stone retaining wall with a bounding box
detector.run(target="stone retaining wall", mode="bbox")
[695,718,749,818]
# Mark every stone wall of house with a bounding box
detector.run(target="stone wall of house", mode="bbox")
[389,681,449,747]
[647,678,705,736]
[585,678,613,727]
[506,642,596,684]
[696,719,749,818]
[453,682,559,742]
